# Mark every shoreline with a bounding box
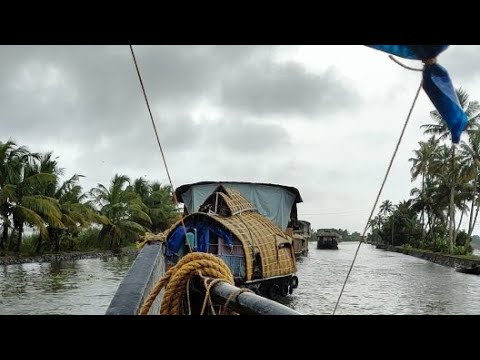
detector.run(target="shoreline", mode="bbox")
[377,244,480,269]
[0,248,138,266]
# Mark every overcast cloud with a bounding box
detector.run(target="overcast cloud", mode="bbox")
[2,45,480,233]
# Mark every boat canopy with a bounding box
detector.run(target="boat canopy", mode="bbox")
[166,186,297,281]
[175,181,302,231]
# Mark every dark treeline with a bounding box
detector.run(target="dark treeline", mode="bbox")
[369,88,480,256]
[0,140,179,255]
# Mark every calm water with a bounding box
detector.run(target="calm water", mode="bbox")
[281,242,480,314]
[1,242,480,315]
[0,255,135,315]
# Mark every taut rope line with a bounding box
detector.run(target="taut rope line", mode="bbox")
[332,66,424,315]
[129,45,190,251]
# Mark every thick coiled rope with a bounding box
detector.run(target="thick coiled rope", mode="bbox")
[139,252,234,315]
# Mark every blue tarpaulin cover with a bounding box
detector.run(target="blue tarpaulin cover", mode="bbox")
[180,182,296,230]
[367,45,467,144]
[166,216,233,256]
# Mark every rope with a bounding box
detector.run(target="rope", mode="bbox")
[136,231,168,250]
[388,55,423,72]
[221,288,254,315]
[129,45,191,252]
[199,277,225,315]
[138,252,234,315]
[332,76,424,315]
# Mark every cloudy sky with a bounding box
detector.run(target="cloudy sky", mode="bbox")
[2,45,479,233]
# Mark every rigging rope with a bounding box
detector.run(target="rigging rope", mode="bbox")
[332,63,424,315]
[129,45,191,252]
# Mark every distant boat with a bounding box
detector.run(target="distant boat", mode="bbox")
[316,229,339,250]
[292,220,310,257]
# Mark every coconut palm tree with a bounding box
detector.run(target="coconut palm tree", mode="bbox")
[128,179,180,233]
[379,200,394,216]
[409,137,439,238]
[367,218,378,243]
[0,140,34,248]
[421,88,480,253]
[46,174,107,252]
[459,130,480,248]
[90,174,151,249]
[410,137,439,182]
[9,162,64,252]
[145,182,179,233]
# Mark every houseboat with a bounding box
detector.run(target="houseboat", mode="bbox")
[164,181,303,299]
[292,220,311,257]
[316,229,340,249]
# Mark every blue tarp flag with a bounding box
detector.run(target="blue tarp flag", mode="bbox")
[367,45,468,144]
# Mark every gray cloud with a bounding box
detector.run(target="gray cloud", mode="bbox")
[2,45,444,232]
[220,60,359,117]
[440,45,480,84]
[210,118,291,153]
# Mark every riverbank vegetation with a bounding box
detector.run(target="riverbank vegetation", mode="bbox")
[0,142,180,256]
[369,88,480,256]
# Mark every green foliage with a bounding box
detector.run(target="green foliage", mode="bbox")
[434,239,450,254]
[20,234,40,256]
[455,230,469,246]
[453,245,469,256]
[74,227,103,250]
[0,140,178,255]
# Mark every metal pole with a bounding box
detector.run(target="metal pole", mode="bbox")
[194,279,301,315]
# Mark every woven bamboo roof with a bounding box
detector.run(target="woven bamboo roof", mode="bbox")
[317,229,340,238]
[185,211,296,281]
[164,186,297,281]
[202,185,256,216]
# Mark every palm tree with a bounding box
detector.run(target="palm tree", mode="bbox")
[46,174,107,252]
[367,218,378,244]
[90,174,151,249]
[410,137,439,182]
[145,182,179,233]
[129,177,150,202]
[379,200,394,216]
[429,144,459,236]
[9,162,64,252]
[128,179,180,233]
[422,87,478,253]
[374,214,383,243]
[0,140,33,248]
[459,130,480,248]
[409,137,439,239]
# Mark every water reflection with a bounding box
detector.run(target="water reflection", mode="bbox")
[0,255,135,315]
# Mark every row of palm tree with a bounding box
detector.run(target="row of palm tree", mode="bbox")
[369,88,480,255]
[0,140,179,253]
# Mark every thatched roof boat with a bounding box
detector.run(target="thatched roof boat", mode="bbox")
[164,181,302,299]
